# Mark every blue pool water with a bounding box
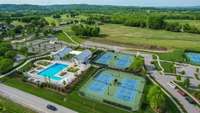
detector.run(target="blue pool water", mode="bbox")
[38,63,68,81]
[186,52,200,65]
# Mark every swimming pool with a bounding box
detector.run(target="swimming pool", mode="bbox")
[38,63,68,81]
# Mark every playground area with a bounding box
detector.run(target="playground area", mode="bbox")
[94,52,134,69]
[185,52,200,65]
[79,69,145,111]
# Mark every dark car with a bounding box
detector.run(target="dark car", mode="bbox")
[185,96,196,104]
[47,104,57,111]
[177,90,186,96]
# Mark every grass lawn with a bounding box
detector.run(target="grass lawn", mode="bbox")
[44,17,59,26]
[0,95,35,113]
[1,66,181,113]
[11,21,26,26]
[90,24,200,50]
[160,62,175,73]
[57,25,84,44]
[157,49,185,62]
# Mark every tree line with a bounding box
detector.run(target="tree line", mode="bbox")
[71,24,100,37]
[89,13,200,34]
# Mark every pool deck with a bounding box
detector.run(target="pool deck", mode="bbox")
[27,60,91,86]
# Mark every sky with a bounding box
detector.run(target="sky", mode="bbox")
[0,0,200,7]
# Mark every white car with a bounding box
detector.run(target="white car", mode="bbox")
[168,82,176,89]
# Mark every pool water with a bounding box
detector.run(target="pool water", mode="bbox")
[38,63,68,81]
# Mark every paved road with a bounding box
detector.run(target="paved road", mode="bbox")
[0,84,77,113]
[152,73,200,113]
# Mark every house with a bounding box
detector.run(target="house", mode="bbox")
[74,49,92,64]
[51,47,72,60]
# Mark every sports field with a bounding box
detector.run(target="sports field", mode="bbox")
[185,52,200,65]
[95,52,134,69]
[79,69,145,111]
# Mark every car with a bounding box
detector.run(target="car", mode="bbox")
[177,90,186,96]
[168,82,176,89]
[47,104,57,111]
[185,96,196,104]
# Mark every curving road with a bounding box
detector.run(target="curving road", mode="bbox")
[0,84,77,113]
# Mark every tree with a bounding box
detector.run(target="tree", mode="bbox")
[0,58,13,74]
[71,24,100,37]
[147,86,166,113]
[5,50,16,59]
[148,16,165,29]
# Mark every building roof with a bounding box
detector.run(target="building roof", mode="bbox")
[75,49,92,62]
[52,47,72,58]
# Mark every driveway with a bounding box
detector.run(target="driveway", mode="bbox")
[0,84,77,113]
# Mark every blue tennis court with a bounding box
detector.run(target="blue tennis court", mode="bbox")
[88,71,113,95]
[88,81,108,95]
[95,52,114,65]
[115,87,136,102]
[80,69,145,111]
[95,52,134,69]
[115,54,133,69]
[115,79,137,102]
[94,72,113,84]
[186,52,200,65]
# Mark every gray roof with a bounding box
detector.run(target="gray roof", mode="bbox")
[75,50,92,62]
[53,47,72,58]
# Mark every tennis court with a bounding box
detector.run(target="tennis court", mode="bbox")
[185,52,200,65]
[95,52,134,69]
[80,69,145,111]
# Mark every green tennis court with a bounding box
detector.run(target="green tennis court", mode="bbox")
[79,69,145,111]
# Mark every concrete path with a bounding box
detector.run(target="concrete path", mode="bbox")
[0,84,77,113]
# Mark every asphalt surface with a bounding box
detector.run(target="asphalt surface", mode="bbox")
[152,73,200,113]
[0,84,77,113]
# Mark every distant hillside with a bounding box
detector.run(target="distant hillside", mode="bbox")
[0,4,200,12]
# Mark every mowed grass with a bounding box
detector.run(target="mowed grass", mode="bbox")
[91,24,200,50]
[57,25,84,44]
[44,17,59,26]
[0,95,35,113]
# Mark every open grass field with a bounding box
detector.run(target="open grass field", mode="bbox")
[90,24,200,50]
[0,95,35,113]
